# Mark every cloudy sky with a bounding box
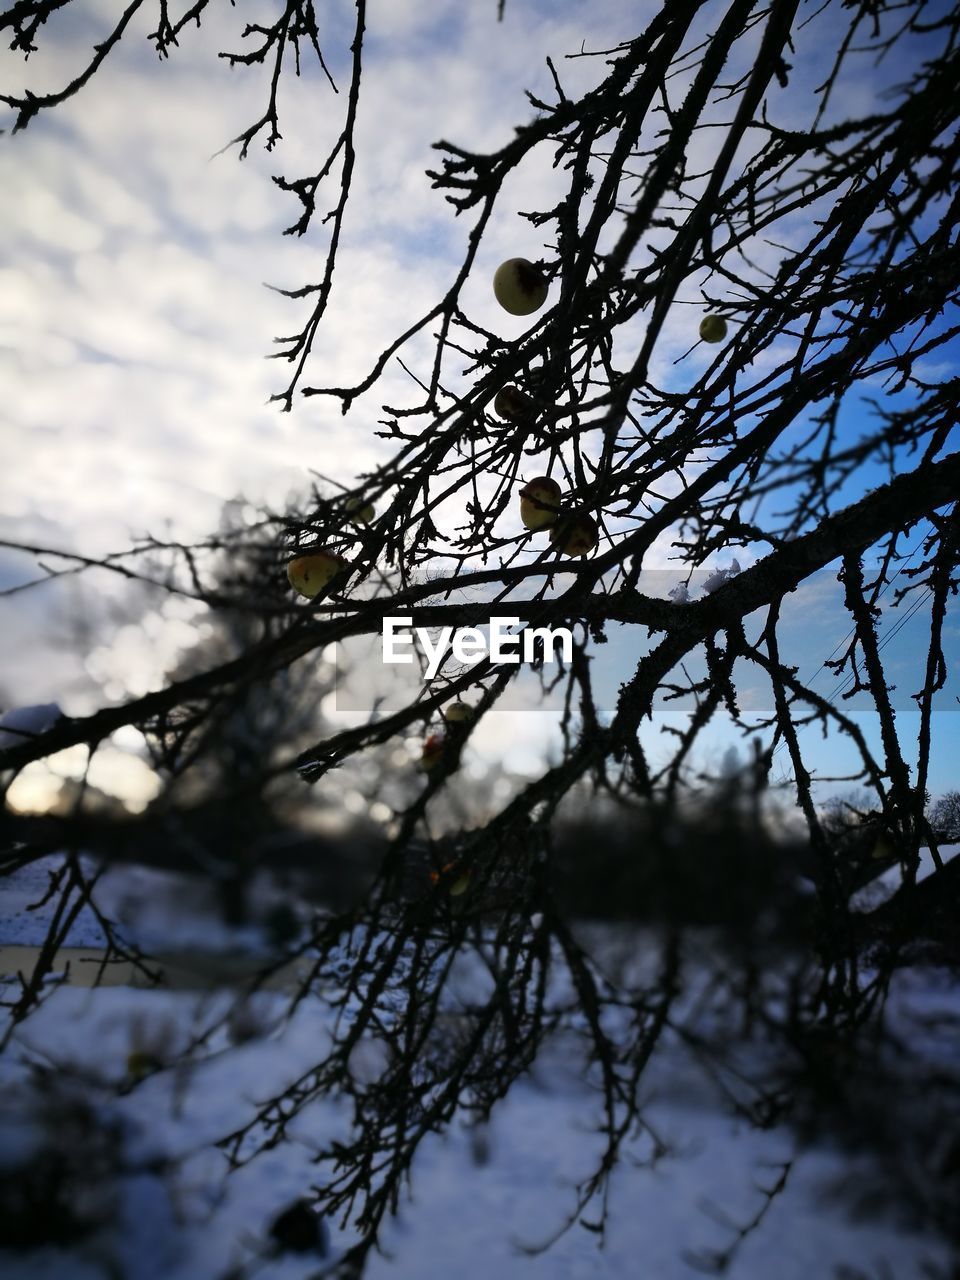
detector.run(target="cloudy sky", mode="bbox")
[2,0,957,808]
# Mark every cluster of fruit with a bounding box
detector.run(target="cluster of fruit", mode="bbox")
[286,260,729,600]
[488,257,548,429]
[492,260,594,557]
[492,257,728,559]
[518,476,598,558]
[285,259,731,788]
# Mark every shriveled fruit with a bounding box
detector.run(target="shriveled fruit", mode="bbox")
[493,385,533,422]
[550,513,599,558]
[519,476,562,530]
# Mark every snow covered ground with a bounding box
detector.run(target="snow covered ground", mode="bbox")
[849,841,960,912]
[1,853,956,1279]
[2,983,953,1280]
[0,854,294,955]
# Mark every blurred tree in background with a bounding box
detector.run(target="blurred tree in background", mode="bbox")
[929,790,960,842]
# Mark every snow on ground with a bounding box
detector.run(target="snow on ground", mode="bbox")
[0,855,278,954]
[850,841,959,913]
[0,851,957,1278]
[1,855,109,949]
[1,980,953,1280]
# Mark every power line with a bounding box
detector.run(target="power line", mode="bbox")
[797,526,931,696]
[825,585,933,706]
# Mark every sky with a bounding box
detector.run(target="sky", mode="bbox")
[1,0,957,812]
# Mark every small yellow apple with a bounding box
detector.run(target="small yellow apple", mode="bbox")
[493,258,549,316]
[519,476,562,530]
[345,496,375,524]
[493,385,533,422]
[286,548,350,598]
[699,315,728,344]
[420,732,447,773]
[550,512,599,558]
[443,701,474,724]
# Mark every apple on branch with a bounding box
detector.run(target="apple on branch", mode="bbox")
[550,512,599,558]
[519,476,562,530]
[345,495,375,524]
[286,548,350,598]
[699,315,728,343]
[443,701,474,724]
[492,385,534,422]
[493,258,549,316]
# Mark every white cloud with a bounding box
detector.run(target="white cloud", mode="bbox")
[1,0,954,793]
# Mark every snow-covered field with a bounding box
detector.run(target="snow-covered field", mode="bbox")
[1,854,956,1279]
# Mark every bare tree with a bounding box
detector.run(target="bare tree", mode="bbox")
[2,1,960,1274]
[929,790,960,843]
